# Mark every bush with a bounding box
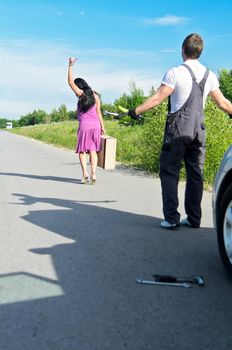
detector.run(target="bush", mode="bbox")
[114,81,146,126]
[104,121,143,166]
[10,87,232,186]
[139,98,232,184]
[204,98,232,184]
[140,102,167,172]
[218,69,232,102]
[0,118,8,128]
[18,109,48,126]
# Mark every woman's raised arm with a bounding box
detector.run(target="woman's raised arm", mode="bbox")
[68,58,83,97]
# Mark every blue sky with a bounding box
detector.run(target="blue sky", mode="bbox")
[1,0,232,119]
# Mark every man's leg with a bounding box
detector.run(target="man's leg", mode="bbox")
[159,142,185,224]
[184,143,205,228]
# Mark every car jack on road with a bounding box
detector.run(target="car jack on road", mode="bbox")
[136,274,205,289]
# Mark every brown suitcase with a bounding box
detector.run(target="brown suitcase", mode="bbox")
[97,135,117,170]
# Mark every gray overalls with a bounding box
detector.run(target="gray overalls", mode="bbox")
[159,64,209,227]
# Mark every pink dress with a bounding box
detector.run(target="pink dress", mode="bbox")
[76,104,101,153]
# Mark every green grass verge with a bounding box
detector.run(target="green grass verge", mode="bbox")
[10,100,232,185]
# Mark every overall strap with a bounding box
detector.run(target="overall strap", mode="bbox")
[182,63,196,80]
[199,68,209,86]
[182,63,209,93]
[182,63,209,85]
[167,64,195,114]
[201,68,209,81]
[168,96,171,113]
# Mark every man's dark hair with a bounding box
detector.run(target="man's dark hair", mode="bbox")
[74,78,95,113]
[182,33,204,59]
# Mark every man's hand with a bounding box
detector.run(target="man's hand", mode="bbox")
[128,109,142,121]
[118,105,142,121]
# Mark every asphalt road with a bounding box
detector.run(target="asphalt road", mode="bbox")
[0,131,231,350]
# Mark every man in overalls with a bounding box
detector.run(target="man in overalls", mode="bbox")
[129,33,232,229]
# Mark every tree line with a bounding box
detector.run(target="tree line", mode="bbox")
[1,68,232,128]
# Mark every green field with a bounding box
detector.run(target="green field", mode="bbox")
[10,99,232,186]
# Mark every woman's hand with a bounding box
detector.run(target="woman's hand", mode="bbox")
[68,57,83,96]
[101,127,106,135]
[69,57,77,66]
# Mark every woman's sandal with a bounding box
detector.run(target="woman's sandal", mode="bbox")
[90,177,96,185]
[81,176,89,184]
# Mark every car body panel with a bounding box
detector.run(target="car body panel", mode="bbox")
[212,145,232,228]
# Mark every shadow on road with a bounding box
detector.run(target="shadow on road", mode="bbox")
[0,172,82,184]
[0,193,231,350]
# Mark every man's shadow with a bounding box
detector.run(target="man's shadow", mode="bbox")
[0,192,231,350]
[11,192,229,287]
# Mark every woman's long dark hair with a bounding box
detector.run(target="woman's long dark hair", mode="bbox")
[74,78,95,113]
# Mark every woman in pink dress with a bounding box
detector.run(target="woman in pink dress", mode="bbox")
[68,58,105,184]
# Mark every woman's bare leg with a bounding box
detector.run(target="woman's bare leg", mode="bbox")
[90,151,98,181]
[79,152,88,178]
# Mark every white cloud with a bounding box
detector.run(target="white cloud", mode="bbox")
[1,100,45,118]
[214,33,232,39]
[161,49,177,54]
[38,3,64,16]
[143,14,188,26]
[0,39,162,119]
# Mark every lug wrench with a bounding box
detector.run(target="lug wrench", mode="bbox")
[136,278,192,288]
[152,274,205,287]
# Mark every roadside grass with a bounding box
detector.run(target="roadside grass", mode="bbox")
[10,100,232,185]
[11,121,78,149]
[10,120,144,167]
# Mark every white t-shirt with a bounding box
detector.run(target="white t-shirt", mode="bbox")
[161,59,219,113]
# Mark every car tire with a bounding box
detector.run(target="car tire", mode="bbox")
[217,183,232,279]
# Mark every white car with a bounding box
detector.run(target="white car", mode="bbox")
[212,145,232,278]
[6,122,13,129]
